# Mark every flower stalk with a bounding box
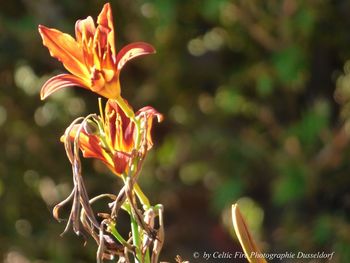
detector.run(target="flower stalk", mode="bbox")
[39,3,164,262]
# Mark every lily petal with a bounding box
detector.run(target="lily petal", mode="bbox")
[61,124,114,169]
[38,25,90,79]
[105,99,135,152]
[136,106,164,122]
[112,151,129,175]
[136,106,163,150]
[97,3,116,57]
[75,16,96,43]
[116,42,156,71]
[40,74,87,100]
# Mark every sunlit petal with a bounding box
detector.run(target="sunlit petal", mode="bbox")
[116,42,156,71]
[75,16,96,43]
[136,106,163,150]
[136,106,164,122]
[40,74,87,100]
[112,151,129,174]
[61,125,114,168]
[97,3,116,57]
[38,25,90,79]
[105,99,135,152]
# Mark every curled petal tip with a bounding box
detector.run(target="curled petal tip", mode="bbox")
[40,92,47,101]
[157,113,164,122]
[40,74,87,100]
[141,43,156,54]
[116,42,157,71]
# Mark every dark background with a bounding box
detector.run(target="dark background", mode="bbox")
[1,0,350,262]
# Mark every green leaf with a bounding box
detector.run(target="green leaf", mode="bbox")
[295,8,315,36]
[179,161,208,185]
[256,73,273,97]
[272,46,306,86]
[213,177,243,211]
[312,215,333,246]
[273,162,307,205]
[288,102,330,149]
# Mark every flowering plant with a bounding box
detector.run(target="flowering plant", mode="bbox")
[39,3,164,262]
[38,3,266,263]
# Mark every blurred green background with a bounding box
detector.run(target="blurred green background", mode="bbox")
[1,0,350,262]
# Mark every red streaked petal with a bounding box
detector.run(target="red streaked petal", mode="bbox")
[105,99,135,152]
[136,106,164,122]
[61,124,114,167]
[136,106,163,150]
[105,101,117,148]
[75,18,95,68]
[40,74,87,100]
[113,151,129,175]
[61,125,102,159]
[115,100,134,152]
[97,3,116,57]
[123,121,135,151]
[38,25,90,79]
[75,16,96,43]
[116,101,133,146]
[90,68,106,92]
[116,42,156,71]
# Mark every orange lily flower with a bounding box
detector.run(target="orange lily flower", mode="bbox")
[62,99,163,176]
[39,3,155,100]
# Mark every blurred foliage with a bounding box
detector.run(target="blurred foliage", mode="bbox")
[1,0,350,262]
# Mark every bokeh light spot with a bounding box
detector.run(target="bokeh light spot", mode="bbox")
[14,64,40,96]
[198,93,214,114]
[203,28,225,51]
[66,97,86,116]
[141,3,156,18]
[15,219,32,237]
[39,177,59,205]
[169,105,187,124]
[4,251,30,263]
[187,38,206,57]
[34,102,58,126]
[23,170,40,188]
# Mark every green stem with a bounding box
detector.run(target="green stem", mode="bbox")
[144,247,151,263]
[130,212,142,263]
[134,182,150,208]
[107,222,128,246]
[115,96,135,119]
[122,174,143,263]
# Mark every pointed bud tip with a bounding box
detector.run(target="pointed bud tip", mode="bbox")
[38,24,47,34]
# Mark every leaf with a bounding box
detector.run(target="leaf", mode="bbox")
[232,204,267,263]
